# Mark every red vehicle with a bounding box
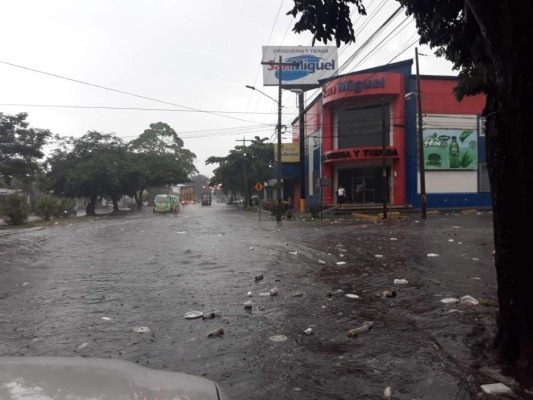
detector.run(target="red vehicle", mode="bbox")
[179,185,196,205]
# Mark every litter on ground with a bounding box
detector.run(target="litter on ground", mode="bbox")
[269,334,288,342]
[133,326,151,333]
[184,311,204,319]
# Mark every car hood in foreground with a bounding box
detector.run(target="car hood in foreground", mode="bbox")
[0,356,230,400]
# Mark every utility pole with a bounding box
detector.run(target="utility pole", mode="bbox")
[415,47,427,219]
[276,56,283,222]
[381,98,388,219]
[236,136,253,208]
[297,91,305,213]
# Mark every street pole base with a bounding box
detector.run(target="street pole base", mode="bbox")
[299,199,305,213]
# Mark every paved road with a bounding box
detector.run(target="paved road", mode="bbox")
[1,204,522,399]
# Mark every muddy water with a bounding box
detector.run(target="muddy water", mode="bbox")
[0,205,525,399]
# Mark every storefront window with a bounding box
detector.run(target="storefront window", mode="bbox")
[337,104,390,148]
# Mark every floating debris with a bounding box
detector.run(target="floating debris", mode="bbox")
[244,301,253,310]
[440,297,459,304]
[184,311,204,320]
[389,238,398,241]
[292,292,304,297]
[269,334,288,342]
[347,321,374,337]
[382,289,396,298]
[346,294,361,299]
[249,247,254,250]
[77,342,89,349]
[375,254,383,258]
[336,261,347,265]
[101,317,112,321]
[480,383,512,395]
[460,295,479,305]
[304,328,313,335]
[207,327,224,337]
[427,253,439,257]
[254,273,264,281]
[393,279,408,284]
[269,288,278,296]
[318,260,326,265]
[289,251,298,255]
[202,310,221,319]
[133,326,151,333]
[247,291,253,297]
[479,299,498,307]
[384,386,392,399]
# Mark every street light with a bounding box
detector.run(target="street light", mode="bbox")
[245,62,283,221]
[245,85,279,104]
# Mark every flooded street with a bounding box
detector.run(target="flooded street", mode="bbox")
[0,204,522,399]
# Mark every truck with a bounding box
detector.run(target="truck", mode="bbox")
[201,192,212,206]
[179,185,196,205]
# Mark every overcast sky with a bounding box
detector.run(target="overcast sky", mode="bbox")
[0,0,456,177]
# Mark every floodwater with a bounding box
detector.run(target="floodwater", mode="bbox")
[0,204,528,399]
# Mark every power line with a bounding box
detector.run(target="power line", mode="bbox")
[0,59,256,124]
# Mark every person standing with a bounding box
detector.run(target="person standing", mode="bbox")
[337,185,346,204]
[356,184,364,204]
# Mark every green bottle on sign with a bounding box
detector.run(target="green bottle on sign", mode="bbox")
[449,136,460,168]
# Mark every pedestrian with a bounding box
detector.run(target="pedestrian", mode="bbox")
[356,184,364,204]
[337,185,346,204]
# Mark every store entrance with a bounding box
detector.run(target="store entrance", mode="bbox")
[338,167,389,204]
[351,176,375,204]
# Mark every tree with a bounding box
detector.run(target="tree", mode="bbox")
[46,131,128,215]
[207,137,273,202]
[128,122,198,207]
[0,113,51,187]
[288,0,533,376]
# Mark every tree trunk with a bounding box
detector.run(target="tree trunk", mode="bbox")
[112,197,119,212]
[487,83,533,376]
[85,196,96,216]
[139,188,145,209]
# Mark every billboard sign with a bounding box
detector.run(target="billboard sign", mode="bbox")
[262,46,338,87]
[273,143,300,163]
[422,129,478,170]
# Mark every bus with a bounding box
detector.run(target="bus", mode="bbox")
[153,194,180,213]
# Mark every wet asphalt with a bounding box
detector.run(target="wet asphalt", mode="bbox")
[0,203,526,399]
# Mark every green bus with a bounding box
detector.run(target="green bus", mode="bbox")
[153,194,180,213]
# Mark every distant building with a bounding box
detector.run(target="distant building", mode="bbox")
[288,59,489,211]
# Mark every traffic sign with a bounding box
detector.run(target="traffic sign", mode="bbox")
[255,182,264,191]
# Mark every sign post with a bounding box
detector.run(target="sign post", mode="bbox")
[255,182,264,220]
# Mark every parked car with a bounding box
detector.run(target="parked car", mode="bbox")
[0,356,230,400]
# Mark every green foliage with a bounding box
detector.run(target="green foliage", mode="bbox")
[34,196,76,220]
[0,193,28,225]
[287,0,365,47]
[207,137,273,196]
[34,195,60,221]
[58,197,76,216]
[0,113,52,187]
